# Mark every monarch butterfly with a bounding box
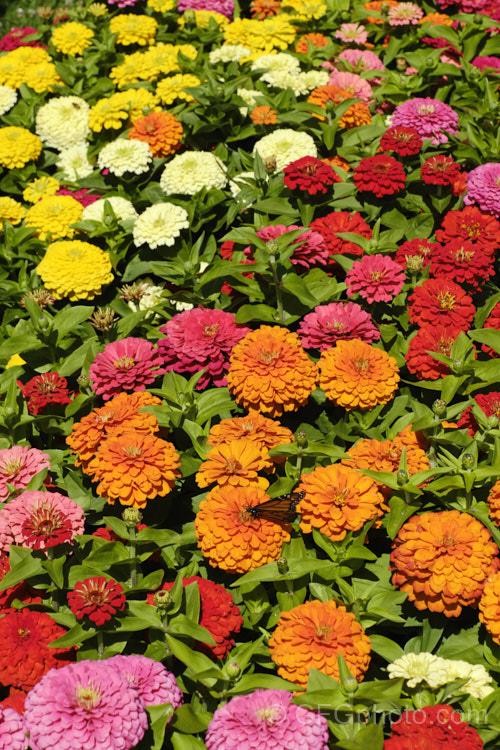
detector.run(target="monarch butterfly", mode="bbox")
[247,491,304,523]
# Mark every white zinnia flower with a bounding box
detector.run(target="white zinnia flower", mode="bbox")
[209,44,251,63]
[133,202,189,249]
[128,283,165,317]
[82,196,138,224]
[253,128,317,171]
[56,143,94,180]
[159,151,227,196]
[237,87,264,115]
[443,660,495,700]
[387,653,449,689]
[98,139,152,178]
[0,86,18,116]
[35,96,90,151]
[251,53,301,75]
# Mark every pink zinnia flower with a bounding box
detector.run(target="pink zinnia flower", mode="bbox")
[464,163,500,217]
[298,301,380,350]
[256,224,329,268]
[0,27,43,51]
[390,97,459,145]
[0,490,85,553]
[206,689,329,750]
[328,71,374,103]
[106,655,183,711]
[472,56,500,72]
[24,660,148,750]
[388,2,423,24]
[89,337,165,401]
[106,0,142,6]
[334,23,368,44]
[0,446,50,502]
[336,49,385,84]
[346,254,406,303]
[0,706,27,750]
[177,0,234,17]
[56,189,100,208]
[158,308,251,389]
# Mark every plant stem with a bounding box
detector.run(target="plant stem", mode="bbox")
[97,630,105,659]
[129,525,137,588]
[269,257,284,322]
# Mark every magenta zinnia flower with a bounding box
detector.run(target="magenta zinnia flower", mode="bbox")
[472,56,500,72]
[206,689,329,750]
[390,97,459,145]
[298,302,380,350]
[337,48,384,74]
[0,446,50,502]
[346,254,406,303]
[24,660,148,750]
[106,655,183,712]
[89,337,165,401]
[158,308,251,389]
[177,0,234,17]
[464,163,500,217]
[0,706,27,750]
[256,224,329,268]
[0,490,85,553]
[334,23,368,44]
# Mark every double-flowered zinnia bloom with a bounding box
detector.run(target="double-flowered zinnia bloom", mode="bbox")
[309,210,371,257]
[0,705,27,749]
[298,302,380,350]
[207,410,294,456]
[268,599,371,688]
[479,570,500,645]
[0,126,41,168]
[390,510,500,617]
[36,240,113,301]
[407,278,475,330]
[390,97,459,145]
[68,577,126,626]
[19,373,73,415]
[227,325,318,417]
[196,438,274,490]
[283,155,339,195]
[405,324,463,380]
[465,162,500,217]
[385,704,483,750]
[346,254,405,303]
[128,110,183,157]
[25,195,83,240]
[318,339,399,410]
[106,654,183,711]
[89,337,165,400]
[353,154,406,197]
[0,445,50,501]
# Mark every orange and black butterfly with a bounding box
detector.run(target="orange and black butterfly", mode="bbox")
[248,491,304,523]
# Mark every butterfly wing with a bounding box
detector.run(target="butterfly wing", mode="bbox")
[248,491,305,523]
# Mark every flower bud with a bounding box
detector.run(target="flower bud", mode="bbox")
[88,307,118,333]
[343,675,358,696]
[4,406,15,416]
[122,508,143,527]
[183,8,196,25]
[296,431,308,449]
[225,661,240,678]
[397,469,409,486]
[425,56,437,69]
[406,254,424,274]
[432,399,446,417]
[38,316,50,330]
[396,57,407,72]
[488,415,499,430]
[263,156,277,173]
[462,453,475,470]
[215,86,224,98]
[77,374,90,388]
[277,556,289,574]
[265,239,279,255]
[154,590,172,611]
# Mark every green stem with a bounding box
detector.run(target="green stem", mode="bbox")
[129,526,137,588]
[97,630,105,659]
[269,257,284,322]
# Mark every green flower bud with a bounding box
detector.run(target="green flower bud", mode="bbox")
[343,675,358,696]
[265,239,279,255]
[432,399,447,417]
[462,453,475,470]
[488,415,499,429]
[397,469,409,486]
[396,57,407,72]
[277,556,289,574]
[296,431,308,449]
[225,661,240,678]
[122,507,143,527]
[77,374,90,389]
[154,590,172,611]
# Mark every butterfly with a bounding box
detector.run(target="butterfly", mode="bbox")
[247,491,305,523]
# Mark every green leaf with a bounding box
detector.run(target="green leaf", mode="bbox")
[369,635,404,662]
[49,623,96,648]
[1,548,44,590]
[171,733,207,750]
[468,328,500,355]
[333,723,384,750]
[171,704,212,734]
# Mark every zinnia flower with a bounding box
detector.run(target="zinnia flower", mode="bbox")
[307,85,372,129]
[328,71,374,103]
[249,105,277,124]
[429,240,494,291]
[346,254,405,303]
[86,431,180,508]
[157,307,251,389]
[295,32,329,52]
[109,13,158,45]
[106,654,183,711]
[68,577,126,626]
[483,303,500,357]
[227,325,318,417]
[390,97,459,145]
[148,577,242,659]
[380,126,422,156]
[309,211,372,258]
[436,206,500,253]
[405,324,463,380]
[160,151,227,195]
[298,302,380,350]
[194,484,292,573]
[255,223,329,268]
[0,490,85,552]
[133,203,189,249]
[335,22,368,43]
[195,438,273,490]
[0,610,74,690]
[298,463,387,540]
[0,705,27,749]
[353,154,406,197]
[207,410,294,455]
[51,22,94,55]
[387,652,449,689]
[479,569,500,645]
[25,195,83,240]
[393,238,440,271]
[268,599,371,688]
[464,162,500,217]
[36,240,113,301]
[253,128,317,172]
[318,339,399,410]
[388,2,423,24]
[19,373,73,415]
[0,446,50,501]
[457,392,500,437]
[390,510,500,617]
[98,139,152,177]
[407,278,475,330]
[385,704,484,750]
[89,337,165,401]
[35,96,90,151]
[206,689,329,750]
[0,127,41,169]
[421,155,461,186]
[283,156,340,194]
[23,660,148,750]
[128,111,183,157]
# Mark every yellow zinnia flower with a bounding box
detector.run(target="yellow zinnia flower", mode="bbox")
[0,197,26,226]
[36,240,114,301]
[23,177,60,204]
[25,195,83,240]
[51,22,94,55]
[110,14,158,46]
[0,127,42,169]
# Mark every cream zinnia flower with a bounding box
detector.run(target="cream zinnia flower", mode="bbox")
[159,151,227,195]
[253,128,317,171]
[36,96,90,151]
[97,139,152,177]
[387,652,448,689]
[133,203,189,248]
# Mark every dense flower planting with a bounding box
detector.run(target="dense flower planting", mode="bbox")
[0,0,499,746]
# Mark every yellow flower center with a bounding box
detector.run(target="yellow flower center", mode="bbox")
[437,291,456,310]
[354,358,371,374]
[418,104,435,115]
[224,457,243,473]
[76,682,102,710]
[255,706,281,725]
[114,356,135,370]
[454,246,473,262]
[204,323,219,336]
[333,488,349,506]
[260,348,280,364]
[1,457,22,476]
[315,623,333,641]
[125,445,143,458]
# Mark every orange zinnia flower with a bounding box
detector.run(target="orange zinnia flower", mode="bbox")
[227,325,318,417]
[419,12,453,25]
[298,464,387,540]
[307,85,372,129]
[250,106,277,125]
[250,0,281,18]
[86,431,180,508]
[295,33,329,53]
[195,438,273,490]
[128,111,183,157]
[390,510,500,617]
[318,339,399,411]
[479,570,500,644]
[268,599,371,688]
[66,391,161,471]
[487,480,500,526]
[207,409,294,455]
[364,0,398,23]
[323,155,350,172]
[194,484,291,573]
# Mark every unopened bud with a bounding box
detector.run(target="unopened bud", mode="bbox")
[225,661,240,678]
[488,415,499,429]
[122,508,143,527]
[263,156,277,173]
[38,316,50,330]
[77,374,90,388]
[215,86,224,97]
[183,8,196,24]
[462,453,475,470]
[296,431,308,449]
[397,469,409,486]
[88,307,118,333]
[406,255,424,274]
[396,57,407,72]
[154,590,172,611]
[265,239,279,255]
[426,56,437,68]
[432,399,446,417]
[277,556,289,574]
[4,406,15,416]
[343,675,358,695]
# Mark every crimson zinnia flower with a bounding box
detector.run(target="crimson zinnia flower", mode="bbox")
[68,577,126,626]
[457,392,500,436]
[283,156,340,195]
[407,278,475,330]
[405,324,463,380]
[393,238,440,272]
[429,240,495,291]
[353,155,406,197]
[483,302,500,358]
[310,211,372,257]
[436,206,500,253]
[19,373,73,415]
[421,154,461,186]
[380,125,422,156]
[385,704,483,750]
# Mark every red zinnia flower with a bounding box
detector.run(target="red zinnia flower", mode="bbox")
[148,576,243,659]
[353,155,406,197]
[483,302,500,358]
[405,324,463,380]
[436,206,500,254]
[0,610,75,690]
[310,211,372,258]
[420,155,461,186]
[429,240,495,291]
[407,278,475,330]
[385,704,483,750]
[457,392,500,436]
[380,126,422,156]
[1,687,27,715]
[393,238,440,272]
[19,373,73,415]
[68,577,126,626]
[283,156,340,195]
